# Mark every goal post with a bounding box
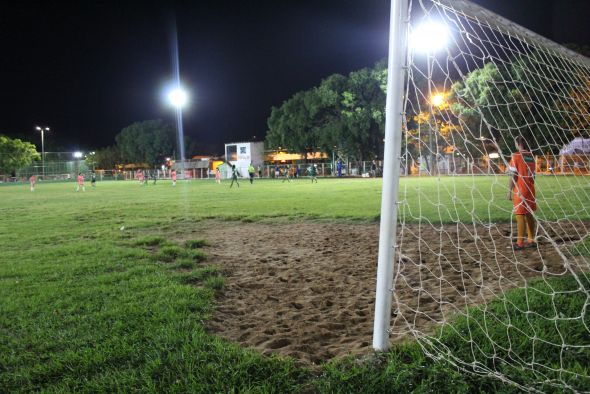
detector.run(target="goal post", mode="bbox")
[374,0,590,391]
[373,0,410,352]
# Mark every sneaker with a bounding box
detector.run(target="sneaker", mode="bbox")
[525,241,538,249]
[513,243,526,250]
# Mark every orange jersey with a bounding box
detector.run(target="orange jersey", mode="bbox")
[509,151,536,214]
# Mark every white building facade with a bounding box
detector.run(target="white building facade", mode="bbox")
[224,141,265,178]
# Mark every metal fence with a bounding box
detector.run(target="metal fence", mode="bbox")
[4,156,587,184]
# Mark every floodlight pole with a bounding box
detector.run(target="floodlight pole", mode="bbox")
[373,0,409,351]
[36,126,50,179]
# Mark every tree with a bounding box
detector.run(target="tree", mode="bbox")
[115,120,175,167]
[266,90,322,162]
[94,145,121,170]
[449,62,531,156]
[0,135,40,175]
[338,64,387,165]
[265,61,388,166]
[449,51,586,156]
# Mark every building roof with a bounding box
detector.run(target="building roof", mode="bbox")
[560,138,590,155]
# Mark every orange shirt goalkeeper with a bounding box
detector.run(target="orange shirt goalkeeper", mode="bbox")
[507,136,536,250]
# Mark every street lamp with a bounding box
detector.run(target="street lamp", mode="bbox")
[411,20,450,175]
[35,126,50,179]
[167,85,189,179]
[73,151,83,175]
[411,21,450,54]
[168,88,188,108]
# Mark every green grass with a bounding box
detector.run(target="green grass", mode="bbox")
[1,177,589,392]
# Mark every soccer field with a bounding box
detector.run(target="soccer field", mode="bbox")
[1,176,589,392]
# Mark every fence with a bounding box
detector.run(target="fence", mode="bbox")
[3,155,588,184]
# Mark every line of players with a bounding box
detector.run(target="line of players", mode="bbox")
[27,163,323,193]
[28,169,178,192]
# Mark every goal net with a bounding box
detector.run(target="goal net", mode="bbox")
[380,0,590,391]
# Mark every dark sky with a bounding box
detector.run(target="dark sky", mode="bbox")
[1,0,589,154]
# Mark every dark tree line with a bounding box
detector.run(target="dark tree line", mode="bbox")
[265,60,388,166]
[94,120,175,170]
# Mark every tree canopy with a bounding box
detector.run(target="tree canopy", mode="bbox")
[0,135,40,175]
[266,61,387,164]
[115,120,175,167]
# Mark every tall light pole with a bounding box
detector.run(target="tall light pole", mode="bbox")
[413,21,450,175]
[36,126,50,179]
[168,86,189,179]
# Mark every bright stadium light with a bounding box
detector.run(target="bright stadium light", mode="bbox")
[168,87,188,108]
[73,151,83,159]
[35,126,50,179]
[411,21,450,53]
[430,92,446,108]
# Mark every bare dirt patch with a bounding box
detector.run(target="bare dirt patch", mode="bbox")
[194,220,588,365]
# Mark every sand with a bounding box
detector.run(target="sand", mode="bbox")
[196,220,588,365]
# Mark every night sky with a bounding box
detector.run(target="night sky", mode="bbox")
[1,0,589,155]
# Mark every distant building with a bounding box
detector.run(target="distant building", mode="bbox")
[558,137,590,174]
[224,141,264,178]
[560,138,590,155]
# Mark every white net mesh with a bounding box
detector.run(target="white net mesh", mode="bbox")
[392,0,590,391]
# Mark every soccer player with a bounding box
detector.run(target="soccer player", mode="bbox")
[248,162,255,184]
[507,135,537,250]
[76,172,85,192]
[230,164,240,188]
[90,171,97,188]
[215,167,221,184]
[171,169,177,186]
[29,174,36,192]
[309,164,318,183]
[282,165,291,183]
[136,170,144,184]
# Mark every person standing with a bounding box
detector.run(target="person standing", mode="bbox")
[309,164,318,183]
[337,159,343,177]
[230,164,240,188]
[371,160,377,177]
[29,174,36,192]
[91,171,97,188]
[507,136,537,250]
[248,163,255,184]
[257,165,262,179]
[215,167,221,184]
[171,169,177,186]
[282,165,291,183]
[76,172,85,192]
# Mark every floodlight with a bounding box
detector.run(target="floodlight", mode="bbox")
[411,21,450,53]
[168,88,188,108]
[430,93,445,107]
[73,151,83,158]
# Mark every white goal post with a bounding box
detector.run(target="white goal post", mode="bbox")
[374,0,590,391]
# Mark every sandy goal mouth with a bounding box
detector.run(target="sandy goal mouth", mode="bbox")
[197,220,586,365]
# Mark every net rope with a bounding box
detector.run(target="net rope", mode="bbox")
[392,0,590,391]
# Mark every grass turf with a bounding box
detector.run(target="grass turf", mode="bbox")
[1,176,589,392]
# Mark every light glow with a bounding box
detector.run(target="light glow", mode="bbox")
[168,88,188,108]
[430,93,445,107]
[73,151,83,158]
[411,21,449,53]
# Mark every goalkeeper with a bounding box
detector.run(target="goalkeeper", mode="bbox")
[507,136,537,250]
